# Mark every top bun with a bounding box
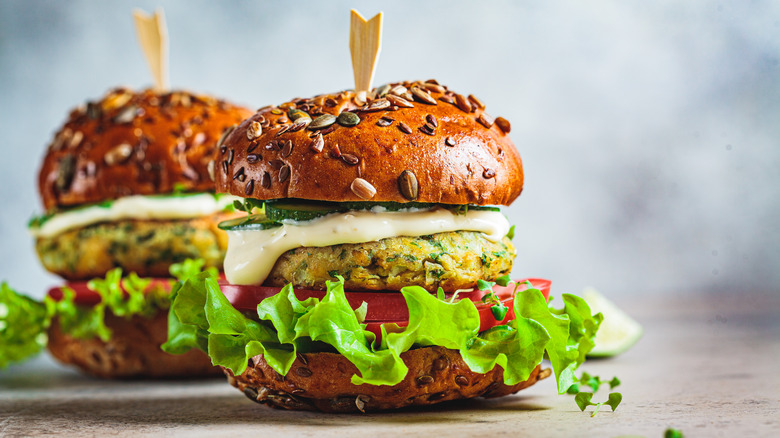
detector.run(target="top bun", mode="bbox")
[215,80,523,206]
[39,88,253,211]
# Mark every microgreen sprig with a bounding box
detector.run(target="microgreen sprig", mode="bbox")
[477,279,509,321]
[567,372,621,394]
[664,428,684,438]
[437,276,541,321]
[233,198,264,213]
[567,371,623,416]
[575,392,622,417]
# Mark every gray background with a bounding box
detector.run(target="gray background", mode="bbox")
[1,0,778,299]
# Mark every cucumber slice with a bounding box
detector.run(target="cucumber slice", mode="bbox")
[583,288,643,357]
[218,213,280,231]
[265,201,346,222]
[452,205,501,213]
[261,198,502,222]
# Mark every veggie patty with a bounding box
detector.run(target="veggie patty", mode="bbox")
[36,212,236,280]
[264,231,516,292]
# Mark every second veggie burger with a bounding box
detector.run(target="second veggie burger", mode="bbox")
[28,87,253,377]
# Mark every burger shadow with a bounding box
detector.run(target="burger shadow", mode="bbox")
[0,367,227,391]
[1,358,551,428]
[1,389,551,429]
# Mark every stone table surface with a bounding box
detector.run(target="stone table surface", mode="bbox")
[1,291,778,438]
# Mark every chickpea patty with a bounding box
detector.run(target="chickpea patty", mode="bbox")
[265,231,516,292]
[36,211,237,280]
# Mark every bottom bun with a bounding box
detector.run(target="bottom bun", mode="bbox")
[47,310,220,379]
[225,346,551,412]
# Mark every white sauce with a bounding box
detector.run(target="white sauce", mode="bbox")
[30,194,238,238]
[224,208,510,286]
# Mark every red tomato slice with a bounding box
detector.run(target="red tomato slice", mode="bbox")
[221,278,551,335]
[48,276,553,338]
[46,279,174,306]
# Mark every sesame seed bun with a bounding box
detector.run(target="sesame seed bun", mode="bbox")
[215,80,523,205]
[36,88,251,378]
[38,88,253,211]
[224,346,550,412]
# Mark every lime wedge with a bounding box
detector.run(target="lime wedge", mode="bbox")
[582,288,643,357]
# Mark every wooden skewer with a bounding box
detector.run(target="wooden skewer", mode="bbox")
[133,8,169,92]
[349,10,383,102]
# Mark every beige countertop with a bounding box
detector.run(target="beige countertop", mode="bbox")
[1,291,778,437]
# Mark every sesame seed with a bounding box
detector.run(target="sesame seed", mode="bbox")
[455,94,472,113]
[247,121,263,140]
[398,170,419,200]
[477,113,495,128]
[386,94,414,109]
[468,94,485,110]
[495,117,511,133]
[282,140,293,157]
[350,178,376,200]
[279,164,290,183]
[340,154,359,165]
[411,87,437,105]
[309,133,324,153]
[376,116,394,127]
[419,124,435,136]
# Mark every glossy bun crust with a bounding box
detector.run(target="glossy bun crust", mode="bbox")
[47,310,220,378]
[216,80,523,206]
[225,346,550,412]
[39,88,253,211]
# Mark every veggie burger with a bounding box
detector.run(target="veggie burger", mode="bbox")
[25,87,253,377]
[164,80,602,411]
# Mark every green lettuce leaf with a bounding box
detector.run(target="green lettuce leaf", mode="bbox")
[293,279,403,386]
[161,258,223,355]
[52,268,172,342]
[204,275,283,375]
[256,283,311,345]
[170,258,219,283]
[164,276,602,392]
[462,319,550,386]
[1,259,209,368]
[0,283,54,368]
[384,286,551,386]
[160,280,206,354]
[514,288,578,393]
[167,275,405,384]
[513,290,603,393]
[163,269,291,374]
[162,271,215,355]
[559,294,603,367]
[384,285,480,352]
[54,286,111,341]
[87,268,170,321]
